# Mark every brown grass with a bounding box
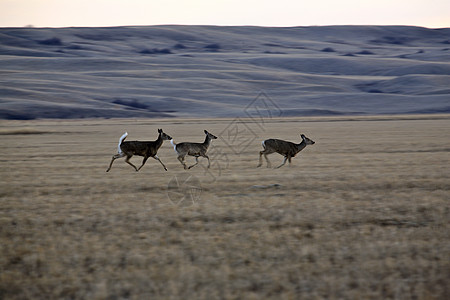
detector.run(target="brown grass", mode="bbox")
[0,116,449,299]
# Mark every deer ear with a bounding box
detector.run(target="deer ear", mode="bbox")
[158,129,162,133]
[204,130,208,134]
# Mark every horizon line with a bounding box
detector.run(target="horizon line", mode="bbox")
[1,23,449,30]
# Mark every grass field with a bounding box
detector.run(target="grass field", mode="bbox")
[0,115,449,299]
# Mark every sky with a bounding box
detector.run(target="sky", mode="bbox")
[0,0,449,28]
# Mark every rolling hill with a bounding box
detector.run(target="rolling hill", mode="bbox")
[0,25,449,119]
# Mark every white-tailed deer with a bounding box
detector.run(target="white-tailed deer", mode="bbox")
[106,129,172,172]
[170,130,217,169]
[257,134,315,168]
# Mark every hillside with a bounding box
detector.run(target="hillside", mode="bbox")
[0,25,449,119]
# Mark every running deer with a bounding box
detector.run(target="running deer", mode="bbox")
[106,129,172,172]
[170,130,217,169]
[257,134,315,168]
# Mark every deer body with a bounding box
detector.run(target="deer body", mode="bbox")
[257,134,315,168]
[171,130,217,169]
[106,129,172,172]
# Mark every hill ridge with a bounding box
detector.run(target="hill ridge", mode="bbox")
[0,25,449,119]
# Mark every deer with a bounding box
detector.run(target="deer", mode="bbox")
[106,129,172,172]
[170,130,217,169]
[257,134,315,168]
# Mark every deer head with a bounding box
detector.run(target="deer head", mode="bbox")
[204,130,217,140]
[158,128,172,140]
[301,134,315,145]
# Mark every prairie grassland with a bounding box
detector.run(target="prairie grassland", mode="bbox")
[0,116,449,299]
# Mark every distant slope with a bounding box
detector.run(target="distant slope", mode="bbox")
[0,25,449,119]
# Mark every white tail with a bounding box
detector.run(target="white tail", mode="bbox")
[106,129,172,172]
[257,134,315,168]
[170,139,177,151]
[118,132,128,154]
[172,130,217,169]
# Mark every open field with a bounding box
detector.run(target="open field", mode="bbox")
[0,115,449,299]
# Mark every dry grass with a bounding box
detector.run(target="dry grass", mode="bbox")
[0,115,449,299]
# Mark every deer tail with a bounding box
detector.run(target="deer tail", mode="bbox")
[170,139,177,152]
[118,132,128,154]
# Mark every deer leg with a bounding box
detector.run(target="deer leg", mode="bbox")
[188,156,199,169]
[276,156,288,169]
[202,154,211,168]
[125,155,138,171]
[263,153,272,168]
[178,155,188,169]
[106,153,125,172]
[257,151,264,167]
[153,155,168,171]
[137,156,149,171]
[288,156,292,165]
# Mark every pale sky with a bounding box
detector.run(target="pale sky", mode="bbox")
[0,0,449,28]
